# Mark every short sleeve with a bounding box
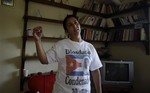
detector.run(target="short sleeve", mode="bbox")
[89,46,102,71]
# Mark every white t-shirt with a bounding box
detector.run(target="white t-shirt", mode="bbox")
[46,38,102,93]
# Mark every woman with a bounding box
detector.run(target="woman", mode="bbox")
[33,15,102,93]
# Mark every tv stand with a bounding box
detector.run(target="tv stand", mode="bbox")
[102,84,133,93]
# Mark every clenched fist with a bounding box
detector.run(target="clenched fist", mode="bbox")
[32,26,43,41]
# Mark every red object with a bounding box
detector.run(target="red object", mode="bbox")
[27,73,56,93]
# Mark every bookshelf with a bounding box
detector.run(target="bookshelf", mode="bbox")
[105,1,150,55]
[21,0,150,92]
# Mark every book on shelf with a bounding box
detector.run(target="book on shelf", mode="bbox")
[100,3,106,14]
[81,28,87,40]
[128,15,134,24]
[106,18,115,27]
[92,17,100,26]
[86,29,92,40]
[128,29,134,41]
[83,16,93,25]
[92,0,101,12]
[80,15,104,27]
[100,18,106,27]
[122,29,127,41]
[81,28,103,41]
[122,16,131,25]
[132,13,147,23]
[82,0,90,9]
[140,28,146,40]
[93,30,99,41]
[120,30,124,41]
[95,18,102,27]
[82,0,94,10]
[106,4,114,14]
[91,30,95,40]
[123,29,131,41]
[87,16,96,25]
[118,16,131,25]
[96,30,101,41]
[102,32,108,41]
[79,15,89,24]
[118,28,146,41]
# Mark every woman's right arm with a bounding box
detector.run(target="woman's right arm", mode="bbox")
[33,26,48,64]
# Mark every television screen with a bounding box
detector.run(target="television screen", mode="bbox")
[105,63,129,81]
[101,60,134,85]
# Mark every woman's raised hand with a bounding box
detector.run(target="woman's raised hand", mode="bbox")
[32,26,43,41]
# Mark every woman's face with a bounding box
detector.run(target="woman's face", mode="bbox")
[66,17,81,39]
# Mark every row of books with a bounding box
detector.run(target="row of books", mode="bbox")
[82,0,107,13]
[81,28,107,41]
[79,14,146,28]
[82,0,144,14]
[79,15,106,27]
[107,28,146,41]
[81,28,146,42]
[106,1,144,14]
[106,14,147,27]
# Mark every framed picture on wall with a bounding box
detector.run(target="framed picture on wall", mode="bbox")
[1,0,14,6]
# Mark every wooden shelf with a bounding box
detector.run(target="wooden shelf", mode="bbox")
[25,36,64,40]
[25,36,106,44]
[27,0,105,17]
[24,16,63,24]
[24,15,106,30]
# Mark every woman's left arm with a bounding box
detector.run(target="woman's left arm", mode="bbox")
[91,69,102,93]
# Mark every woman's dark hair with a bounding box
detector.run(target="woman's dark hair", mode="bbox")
[63,15,78,31]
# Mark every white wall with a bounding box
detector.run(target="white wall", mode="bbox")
[0,0,150,93]
[0,0,24,93]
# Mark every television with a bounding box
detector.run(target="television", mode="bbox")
[100,60,134,85]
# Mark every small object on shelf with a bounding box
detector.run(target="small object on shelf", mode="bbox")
[23,69,29,77]
[27,29,33,36]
